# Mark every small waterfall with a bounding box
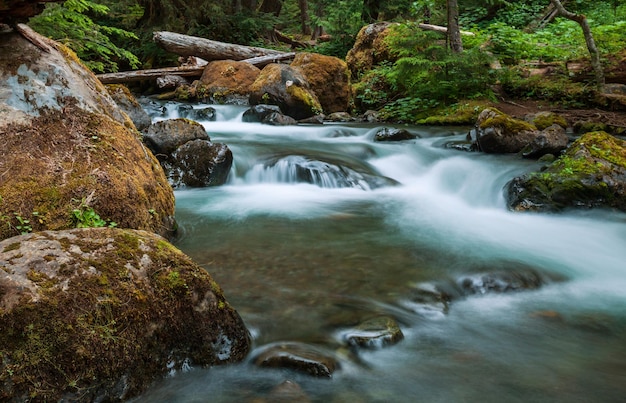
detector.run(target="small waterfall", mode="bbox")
[243,155,397,190]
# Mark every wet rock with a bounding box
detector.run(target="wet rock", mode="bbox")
[106,84,152,131]
[471,108,568,157]
[506,131,626,212]
[249,63,322,120]
[143,118,209,156]
[373,127,418,142]
[341,316,404,349]
[327,112,354,122]
[0,228,251,402]
[456,269,546,295]
[188,106,217,122]
[520,124,569,159]
[299,114,325,124]
[252,342,338,378]
[242,104,282,123]
[399,281,462,318]
[166,139,233,187]
[264,112,298,126]
[156,74,189,90]
[0,29,175,241]
[291,52,351,114]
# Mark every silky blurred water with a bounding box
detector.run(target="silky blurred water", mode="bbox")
[135,101,626,402]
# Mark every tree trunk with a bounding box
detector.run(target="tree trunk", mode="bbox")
[259,0,282,16]
[550,0,604,90]
[362,0,380,23]
[153,31,285,61]
[298,0,311,35]
[447,0,463,53]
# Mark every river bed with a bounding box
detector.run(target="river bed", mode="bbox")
[134,102,626,402]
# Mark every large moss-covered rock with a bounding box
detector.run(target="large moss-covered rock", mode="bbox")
[249,63,322,120]
[0,228,251,401]
[346,22,396,79]
[106,84,152,131]
[291,52,351,114]
[0,29,175,241]
[506,131,626,212]
[194,60,261,104]
[471,107,568,157]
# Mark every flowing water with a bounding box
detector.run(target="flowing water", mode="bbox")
[135,102,626,402]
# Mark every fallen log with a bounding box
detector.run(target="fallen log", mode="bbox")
[418,23,475,36]
[153,31,286,61]
[96,52,297,84]
[96,65,205,84]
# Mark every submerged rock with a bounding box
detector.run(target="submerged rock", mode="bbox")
[0,228,251,402]
[456,269,546,295]
[340,316,404,349]
[506,131,626,212]
[252,342,338,378]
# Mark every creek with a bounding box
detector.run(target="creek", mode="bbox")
[135,102,626,402]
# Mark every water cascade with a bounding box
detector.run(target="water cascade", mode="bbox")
[135,100,626,403]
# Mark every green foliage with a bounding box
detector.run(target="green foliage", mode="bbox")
[71,199,117,229]
[29,0,140,73]
[313,0,363,57]
[364,23,495,122]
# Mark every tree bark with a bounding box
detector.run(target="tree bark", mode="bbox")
[153,31,286,61]
[447,0,463,53]
[549,0,604,90]
[418,23,474,36]
[298,0,311,35]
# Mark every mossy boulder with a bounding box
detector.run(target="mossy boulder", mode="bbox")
[106,84,152,131]
[346,22,396,79]
[249,63,322,120]
[0,228,251,401]
[471,107,568,157]
[0,29,176,241]
[193,60,261,104]
[505,131,626,212]
[291,52,351,114]
[525,111,568,131]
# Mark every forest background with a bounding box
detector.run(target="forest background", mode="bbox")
[27,0,626,123]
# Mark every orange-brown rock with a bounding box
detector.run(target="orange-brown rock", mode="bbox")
[346,22,397,79]
[292,52,351,114]
[194,59,261,103]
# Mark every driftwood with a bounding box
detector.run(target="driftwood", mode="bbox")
[418,23,475,36]
[153,31,286,61]
[96,53,296,84]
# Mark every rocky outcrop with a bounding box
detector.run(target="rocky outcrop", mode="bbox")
[346,22,396,79]
[0,30,175,241]
[470,108,569,157]
[249,63,322,120]
[291,52,351,114]
[194,60,261,104]
[0,228,251,402]
[506,131,626,212]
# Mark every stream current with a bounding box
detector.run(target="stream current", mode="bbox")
[135,102,626,402]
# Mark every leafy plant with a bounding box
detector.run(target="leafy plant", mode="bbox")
[71,199,117,228]
[29,0,141,73]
